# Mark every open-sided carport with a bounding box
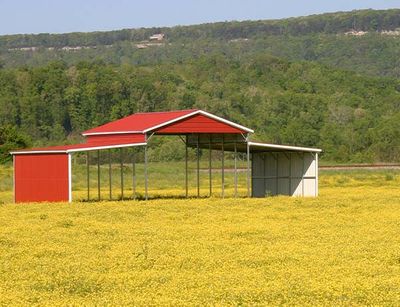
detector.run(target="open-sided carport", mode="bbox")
[10,109,321,202]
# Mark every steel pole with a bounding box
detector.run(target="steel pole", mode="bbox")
[289,153,292,196]
[234,141,237,198]
[86,151,90,201]
[302,152,305,197]
[120,148,124,200]
[276,153,279,196]
[315,153,319,197]
[197,134,200,198]
[97,150,101,200]
[132,149,136,200]
[209,134,212,197]
[221,135,224,198]
[185,136,188,198]
[144,146,148,200]
[247,140,251,197]
[109,149,112,200]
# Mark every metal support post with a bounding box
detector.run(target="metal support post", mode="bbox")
[276,153,279,196]
[221,135,225,198]
[97,150,100,200]
[132,148,136,200]
[209,134,212,197]
[120,148,124,200]
[234,141,237,197]
[289,153,292,195]
[185,136,188,198]
[302,152,305,197]
[315,153,319,197]
[144,146,148,200]
[197,134,200,198]
[86,151,90,201]
[109,149,112,200]
[247,140,251,197]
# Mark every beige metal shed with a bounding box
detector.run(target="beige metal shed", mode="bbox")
[249,142,321,197]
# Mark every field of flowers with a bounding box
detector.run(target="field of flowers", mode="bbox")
[1,166,400,305]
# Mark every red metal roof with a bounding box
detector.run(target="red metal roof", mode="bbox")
[83,109,198,135]
[11,109,254,154]
[82,109,253,135]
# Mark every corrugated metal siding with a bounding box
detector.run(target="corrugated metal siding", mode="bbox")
[15,154,69,202]
[86,133,145,145]
[252,152,318,197]
[155,114,244,134]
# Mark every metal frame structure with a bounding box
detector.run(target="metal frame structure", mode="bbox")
[250,143,321,197]
[180,133,250,199]
[10,109,321,203]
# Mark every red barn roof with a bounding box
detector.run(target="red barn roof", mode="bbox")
[82,109,253,135]
[11,109,253,154]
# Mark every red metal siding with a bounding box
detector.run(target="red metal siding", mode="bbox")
[155,114,245,134]
[86,133,146,145]
[15,154,69,203]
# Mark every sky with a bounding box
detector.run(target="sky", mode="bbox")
[0,0,399,35]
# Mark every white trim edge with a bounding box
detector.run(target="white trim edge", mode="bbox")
[249,142,322,153]
[10,150,68,155]
[10,142,148,155]
[66,142,147,153]
[82,131,144,136]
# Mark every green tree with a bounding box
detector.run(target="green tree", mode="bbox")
[0,126,31,163]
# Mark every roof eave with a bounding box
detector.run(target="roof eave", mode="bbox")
[248,142,322,153]
[10,142,148,155]
[81,131,144,136]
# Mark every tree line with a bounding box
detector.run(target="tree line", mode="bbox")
[1,55,400,163]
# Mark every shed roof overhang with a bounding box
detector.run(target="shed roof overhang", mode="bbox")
[189,140,322,153]
[10,140,147,155]
[248,142,322,153]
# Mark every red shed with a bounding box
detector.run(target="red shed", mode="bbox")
[11,109,321,202]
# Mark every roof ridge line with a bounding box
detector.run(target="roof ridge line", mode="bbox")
[134,109,198,115]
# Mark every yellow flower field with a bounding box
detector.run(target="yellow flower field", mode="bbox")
[1,169,400,305]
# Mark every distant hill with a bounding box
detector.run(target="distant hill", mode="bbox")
[1,9,400,48]
[1,9,400,77]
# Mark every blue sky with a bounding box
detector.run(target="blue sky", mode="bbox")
[0,0,399,35]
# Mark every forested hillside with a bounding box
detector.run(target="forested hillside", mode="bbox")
[1,9,400,77]
[1,9,400,163]
[1,56,400,163]
[1,9,400,48]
